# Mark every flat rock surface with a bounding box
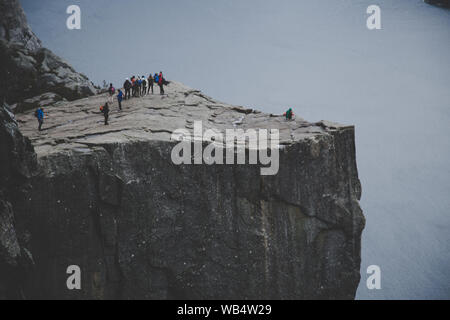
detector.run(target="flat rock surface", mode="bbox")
[17,81,351,157]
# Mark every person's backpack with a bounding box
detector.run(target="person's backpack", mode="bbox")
[34,109,39,118]
[100,105,104,112]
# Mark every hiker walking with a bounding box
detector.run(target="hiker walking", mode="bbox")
[124,78,132,100]
[148,74,154,94]
[35,107,44,131]
[100,102,110,125]
[117,89,124,110]
[158,72,165,95]
[108,83,115,103]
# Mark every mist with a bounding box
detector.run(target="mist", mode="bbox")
[21,0,450,299]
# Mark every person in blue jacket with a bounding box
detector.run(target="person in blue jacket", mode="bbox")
[35,107,44,131]
[117,89,124,110]
[154,73,159,84]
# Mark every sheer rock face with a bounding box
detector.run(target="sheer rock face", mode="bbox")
[0,0,97,110]
[0,103,37,299]
[6,82,366,300]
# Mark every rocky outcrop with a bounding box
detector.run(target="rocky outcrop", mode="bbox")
[0,0,97,111]
[4,82,366,300]
[0,0,41,52]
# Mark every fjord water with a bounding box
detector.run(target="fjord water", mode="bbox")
[21,0,450,299]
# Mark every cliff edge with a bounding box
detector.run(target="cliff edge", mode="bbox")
[2,82,366,299]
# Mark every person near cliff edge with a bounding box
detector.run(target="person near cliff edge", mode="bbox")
[124,78,132,100]
[34,107,44,131]
[158,72,165,95]
[100,102,110,125]
[117,89,123,111]
[284,108,294,120]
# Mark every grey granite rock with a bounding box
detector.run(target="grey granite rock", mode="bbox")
[0,102,37,299]
[0,0,97,110]
[9,81,365,300]
[0,0,41,52]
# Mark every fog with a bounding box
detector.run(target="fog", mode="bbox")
[21,0,450,299]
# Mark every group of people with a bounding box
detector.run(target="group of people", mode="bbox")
[34,70,295,130]
[99,72,167,125]
[122,71,166,100]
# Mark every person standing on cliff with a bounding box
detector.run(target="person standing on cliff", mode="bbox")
[123,78,132,100]
[100,103,110,125]
[148,74,154,94]
[137,77,142,97]
[141,76,147,96]
[117,89,123,111]
[131,76,136,97]
[158,72,165,95]
[35,107,44,131]
[284,108,294,120]
[108,83,115,103]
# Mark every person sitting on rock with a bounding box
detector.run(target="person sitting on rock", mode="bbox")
[100,103,110,125]
[117,90,123,111]
[34,107,44,131]
[284,108,294,120]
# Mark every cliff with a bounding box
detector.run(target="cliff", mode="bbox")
[0,81,366,300]
[0,0,97,111]
[0,0,365,300]
[0,102,37,298]
[424,0,450,8]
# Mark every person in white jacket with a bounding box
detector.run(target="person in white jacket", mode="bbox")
[141,76,148,96]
